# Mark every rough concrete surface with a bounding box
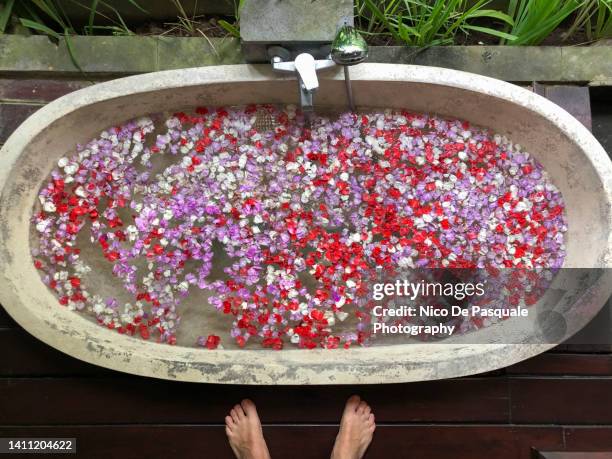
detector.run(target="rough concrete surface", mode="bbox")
[1,35,610,84]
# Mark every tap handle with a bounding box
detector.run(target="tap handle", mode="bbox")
[294,53,319,92]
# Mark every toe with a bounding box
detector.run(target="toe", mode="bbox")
[241,399,257,417]
[234,404,246,419]
[225,415,235,428]
[367,413,376,431]
[225,426,233,437]
[230,408,240,423]
[357,401,368,414]
[345,395,361,413]
[362,404,371,417]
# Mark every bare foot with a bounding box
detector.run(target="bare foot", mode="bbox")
[331,395,376,459]
[225,399,271,459]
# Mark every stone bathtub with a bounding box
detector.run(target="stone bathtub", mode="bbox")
[1,63,611,384]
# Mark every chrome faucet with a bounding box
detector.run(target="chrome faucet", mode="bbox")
[271,50,335,118]
[269,25,368,117]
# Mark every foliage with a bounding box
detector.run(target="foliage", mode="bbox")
[500,0,584,45]
[167,0,199,35]
[355,0,516,47]
[566,0,612,41]
[0,0,610,46]
[0,0,146,70]
[0,0,145,35]
[217,0,244,38]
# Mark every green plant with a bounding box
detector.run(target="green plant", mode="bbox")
[500,0,584,45]
[355,0,516,48]
[0,0,146,69]
[11,0,81,69]
[0,0,15,34]
[163,0,225,53]
[167,0,199,35]
[566,0,612,41]
[0,0,145,36]
[218,0,244,38]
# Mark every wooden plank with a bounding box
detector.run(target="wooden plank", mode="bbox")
[591,87,612,158]
[0,103,41,144]
[0,425,232,459]
[0,425,564,459]
[0,329,110,376]
[507,353,612,376]
[0,377,509,425]
[0,306,16,329]
[537,454,612,459]
[553,344,612,353]
[0,79,90,102]
[564,427,612,451]
[552,299,612,354]
[545,86,592,131]
[533,83,592,130]
[510,378,612,424]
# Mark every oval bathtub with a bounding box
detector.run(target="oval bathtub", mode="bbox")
[1,63,611,384]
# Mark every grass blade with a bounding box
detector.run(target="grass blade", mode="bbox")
[19,17,60,37]
[63,32,84,71]
[595,0,612,38]
[30,0,65,27]
[125,0,147,14]
[362,0,403,42]
[218,19,239,38]
[0,0,15,34]
[463,24,518,40]
[88,0,99,34]
[466,9,515,25]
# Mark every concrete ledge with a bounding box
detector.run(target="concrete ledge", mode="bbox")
[1,35,611,84]
[0,36,243,75]
[369,46,612,85]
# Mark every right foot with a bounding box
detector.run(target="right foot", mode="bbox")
[225,399,271,459]
[331,395,376,459]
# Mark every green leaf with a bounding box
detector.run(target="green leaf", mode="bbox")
[397,17,420,43]
[362,0,403,42]
[88,0,100,34]
[30,0,64,27]
[87,25,129,35]
[15,1,44,24]
[113,7,133,35]
[218,19,240,38]
[63,33,83,72]
[503,0,583,45]
[463,24,518,41]
[0,0,15,34]
[466,9,515,25]
[125,0,147,14]
[19,17,61,38]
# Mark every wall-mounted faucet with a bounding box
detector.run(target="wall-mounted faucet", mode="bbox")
[240,1,364,117]
[270,49,335,118]
[269,24,368,117]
